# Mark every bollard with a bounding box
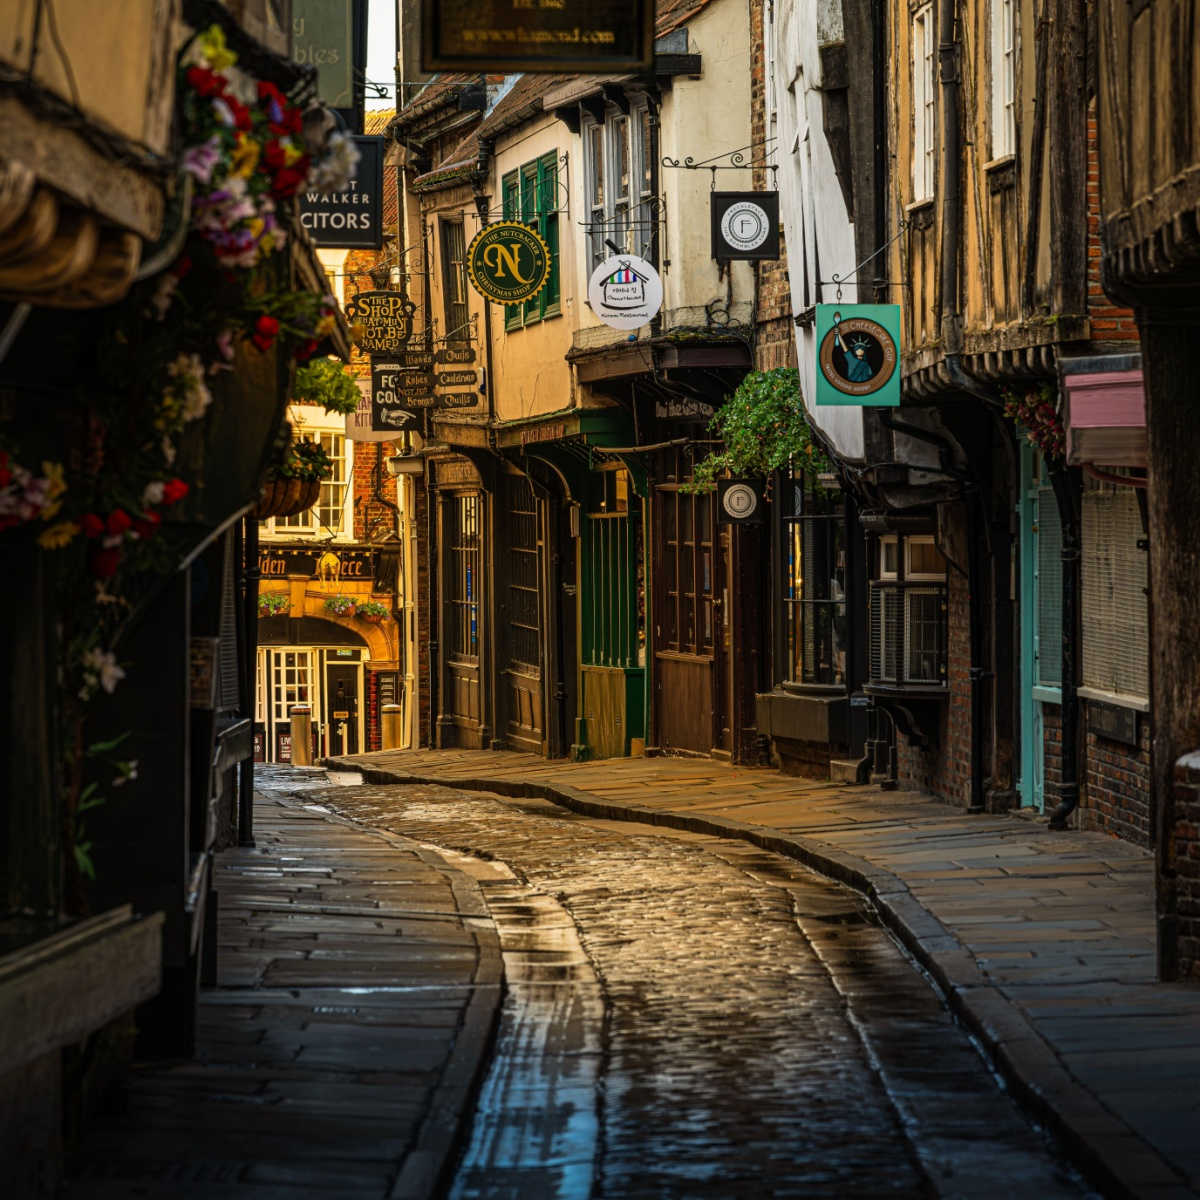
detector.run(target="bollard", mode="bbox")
[290,704,313,766]
[381,703,403,750]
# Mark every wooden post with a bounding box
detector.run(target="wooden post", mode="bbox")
[381,703,403,750]
[290,705,313,766]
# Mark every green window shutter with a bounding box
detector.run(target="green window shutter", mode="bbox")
[539,154,559,317]
[522,164,540,321]
[502,172,521,330]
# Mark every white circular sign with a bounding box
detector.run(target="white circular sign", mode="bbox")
[587,254,664,331]
[720,201,771,252]
[722,482,758,520]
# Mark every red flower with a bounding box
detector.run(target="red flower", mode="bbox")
[255,315,280,340]
[294,338,319,363]
[186,66,227,98]
[270,105,304,137]
[0,451,9,488]
[106,509,132,536]
[90,547,122,579]
[134,510,162,538]
[270,164,308,199]
[262,139,288,170]
[257,80,287,108]
[80,513,105,538]
[226,97,253,131]
[162,478,189,505]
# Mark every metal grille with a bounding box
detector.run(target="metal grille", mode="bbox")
[448,493,481,660]
[869,582,946,685]
[869,584,902,682]
[1082,479,1148,699]
[1036,476,1063,687]
[583,470,640,668]
[506,476,540,670]
[782,480,844,686]
[217,532,241,712]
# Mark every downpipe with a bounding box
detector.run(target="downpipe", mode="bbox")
[1047,466,1082,829]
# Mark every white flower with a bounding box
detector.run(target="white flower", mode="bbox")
[142,481,165,507]
[82,648,125,695]
[309,130,360,195]
[162,436,177,466]
[167,353,213,422]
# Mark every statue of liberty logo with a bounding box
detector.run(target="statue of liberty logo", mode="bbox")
[836,331,876,382]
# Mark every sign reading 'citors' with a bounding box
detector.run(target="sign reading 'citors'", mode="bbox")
[467,221,551,305]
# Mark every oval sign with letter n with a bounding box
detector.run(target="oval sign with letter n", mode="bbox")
[467,221,551,305]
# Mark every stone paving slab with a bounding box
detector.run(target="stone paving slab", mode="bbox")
[330,747,1200,1200]
[66,789,503,1199]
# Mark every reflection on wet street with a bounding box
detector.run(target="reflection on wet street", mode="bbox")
[308,778,1096,1200]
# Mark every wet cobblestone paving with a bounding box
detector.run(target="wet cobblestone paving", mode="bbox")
[299,777,1097,1200]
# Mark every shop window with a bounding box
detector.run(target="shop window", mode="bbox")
[447,493,481,660]
[261,406,353,540]
[506,476,540,670]
[781,476,845,686]
[990,0,1016,160]
[1081,477,1148,701]
[656,465,714,657]
[911,4,936,204]
[868,532,947,686]
[502,151,560,330]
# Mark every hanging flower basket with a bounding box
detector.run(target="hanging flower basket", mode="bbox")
[356,600,388,624]
[258,591,289,618]
[251,476,320,519]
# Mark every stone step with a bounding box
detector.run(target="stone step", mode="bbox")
[830,758,867,784]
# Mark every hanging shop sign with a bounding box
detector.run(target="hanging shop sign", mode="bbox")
[711,192,780,260]
[436,369,479,388]
[400,349,435,369]
[437,393,479,409]
[717,479,765,524]
[815,304,901,407]
[587,254,663,331]
[436,344,476,365]
[292,0,367,129]
[345,290,418,353]
[467,221,552,305]
[369,359,419,432]
[422,0,653,73]
[347,380,397,442]
[299,135,384,249]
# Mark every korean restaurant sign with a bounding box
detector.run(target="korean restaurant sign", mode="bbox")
[815,304,901,407]
[422,0,653,73]
[467,222,551,305]
[299,135,383,249]
[345,290,418,353]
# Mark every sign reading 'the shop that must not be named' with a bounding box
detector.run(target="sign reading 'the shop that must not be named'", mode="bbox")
[299,136,383,250]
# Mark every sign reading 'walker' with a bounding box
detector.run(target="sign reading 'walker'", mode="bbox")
[467,221,552,305]
[815,304,901,407]
[299,136,383,249]
[344,290,418,353]
[587,254,663,331]
[422,0,653,73]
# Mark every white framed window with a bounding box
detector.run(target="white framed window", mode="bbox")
[879,535,900,579]
[912,4,936,203]
[584,98,655,270]
[260,404,354,541]
[990,0,1016,159]
[905,535,947,580]
[270,648,313,724]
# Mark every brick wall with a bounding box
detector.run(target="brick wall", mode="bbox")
[1043,703,1063,797]
[1086,99,1140,346]
[896,567,973,805]
[413,476,432,746]
[364,667,381,751]
[1080,707,1153,846]
[1172,752,1200,978]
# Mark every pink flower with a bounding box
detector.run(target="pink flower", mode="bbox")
[182,136,222,184]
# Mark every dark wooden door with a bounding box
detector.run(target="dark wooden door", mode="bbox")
[653,456,720,754]
[501,474,544,752]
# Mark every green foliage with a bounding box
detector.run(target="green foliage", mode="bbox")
[686,368,834,490]
[258,591,289,617]
[293,356,360,415]
[324,595,356,616]
[356,600,389,618]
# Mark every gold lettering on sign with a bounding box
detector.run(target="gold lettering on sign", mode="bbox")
[482,241,531,283]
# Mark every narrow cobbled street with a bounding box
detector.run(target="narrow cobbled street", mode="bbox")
[72,767,1095,1198]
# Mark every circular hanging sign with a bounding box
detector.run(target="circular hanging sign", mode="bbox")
[722,482,759,520]
[467,221,552,305]
[720,201,772,253]
[817,313,898,398]
[587,254,664,331]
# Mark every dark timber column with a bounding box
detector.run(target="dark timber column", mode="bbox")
[1141,310,1200,980]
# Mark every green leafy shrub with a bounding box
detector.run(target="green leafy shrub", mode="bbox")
[293,356,360,415]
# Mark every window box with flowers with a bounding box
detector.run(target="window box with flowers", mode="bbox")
[356,600,388,624]
[258,591,290,618]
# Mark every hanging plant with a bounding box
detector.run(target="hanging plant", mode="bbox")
[324,595,356,617]
[258,591,290,617]
[1002,382,1065,464]
[293,356,361,415]
[356,599,388,622]
[686,368,835,490]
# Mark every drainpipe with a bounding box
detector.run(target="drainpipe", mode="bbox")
[1047,465,1081,829]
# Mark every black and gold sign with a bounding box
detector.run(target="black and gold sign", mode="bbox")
[422,0,652,73]
[466,222,551,305]
[436,345,476,365]
[345,289,418,354]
